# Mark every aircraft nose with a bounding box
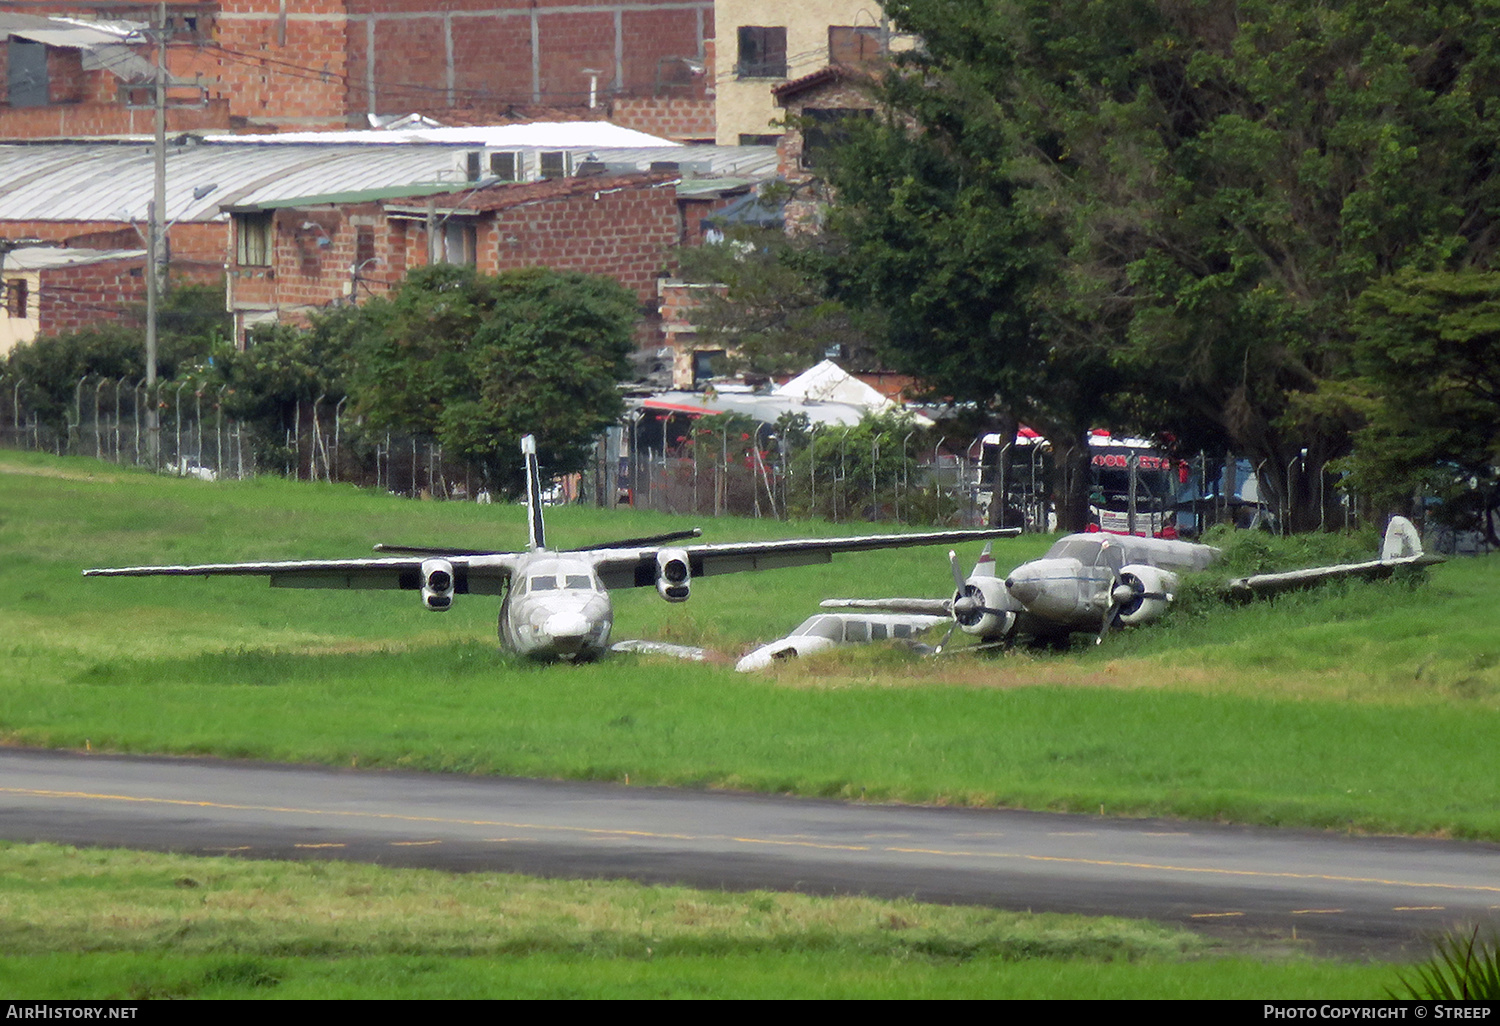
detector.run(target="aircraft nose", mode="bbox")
[1005,570,1043,606]
[543,611,590,641]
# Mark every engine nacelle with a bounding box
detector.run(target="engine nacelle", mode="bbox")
[1114,564,1177,625]
[953,577,1016,640]
[656,548,691,602]
[421,558,455,611]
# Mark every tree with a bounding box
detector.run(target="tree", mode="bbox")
[1341,269,1500,540]
[676,224,877,376]
[216,320,352,472]
[4,283,229,433]
[829,0,1500,530]
[343,265,636,493]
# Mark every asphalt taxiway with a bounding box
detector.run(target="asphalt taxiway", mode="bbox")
[2,747,1496,958]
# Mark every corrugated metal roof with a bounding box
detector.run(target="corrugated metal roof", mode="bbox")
[2,245,144,271]
[0,139,779,225]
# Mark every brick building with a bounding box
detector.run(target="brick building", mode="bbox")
[3,1,716,139]
[1,246,146,357]
[225,170,687,344]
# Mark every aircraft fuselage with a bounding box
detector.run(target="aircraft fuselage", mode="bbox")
[500,554,613,660]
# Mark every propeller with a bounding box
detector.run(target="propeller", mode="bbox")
[947,550,1011,626]
[1095,572,1171,644]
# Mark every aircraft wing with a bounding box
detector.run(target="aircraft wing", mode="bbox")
[1222,552,1444,601]
[818,597,954,615]
[83,553,521,596]
[587,528,1019,590]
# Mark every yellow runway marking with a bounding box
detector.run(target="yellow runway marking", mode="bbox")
[293,843,345,849]
[1190,912,1245,918]
[8,785,1499,897]
[1291,909,1344,915]
[390,840,441,847]
[1393,906,1446,911]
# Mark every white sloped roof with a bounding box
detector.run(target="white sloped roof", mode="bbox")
[0,140,778,225]
[208,122,678,149]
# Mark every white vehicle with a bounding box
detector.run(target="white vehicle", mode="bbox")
[735,611,948,672]
[86,435,1016,662]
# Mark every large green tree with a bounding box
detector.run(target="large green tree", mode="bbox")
[828,0,1500,529]
[342,265,637,493]
[1342,269,1500,539]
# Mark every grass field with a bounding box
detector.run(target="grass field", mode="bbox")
[0,842,1398,999]
[2,449,1496,997]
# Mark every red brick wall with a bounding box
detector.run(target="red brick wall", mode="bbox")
[230,203,397,323]
[210,0,351,130]
[346,0,713,118]
[7,1,712,134]
[611,98,714,142]
[44,48,87,104]
[36,257,147,335]
[481,183,678,303]
[0,100,232,139]
[0,220,225,266]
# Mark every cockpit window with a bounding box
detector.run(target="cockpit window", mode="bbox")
[564,575,593,590]
[790,615,843,641]
[1045,537,1123,570]
[529,576,558,591]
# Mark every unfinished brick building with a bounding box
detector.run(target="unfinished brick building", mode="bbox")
[2,1,715,139]
[225,170,685,344]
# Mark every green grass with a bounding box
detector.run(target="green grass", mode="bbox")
[4,451,1492,997]
[0,842,1397,999]
[3,450,1499,837]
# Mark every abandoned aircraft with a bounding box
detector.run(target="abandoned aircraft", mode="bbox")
[734,611,949,672]
[84,435,1017,661]
[823,517,1441,649]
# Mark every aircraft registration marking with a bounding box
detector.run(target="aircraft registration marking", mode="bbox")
[8,785,1500,897]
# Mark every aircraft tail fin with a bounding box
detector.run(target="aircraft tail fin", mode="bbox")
[970,540,998,578]
[1381,516,1422,561]
[522,434,546,552]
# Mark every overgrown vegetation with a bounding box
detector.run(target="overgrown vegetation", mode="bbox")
[1391,927,1500,1000]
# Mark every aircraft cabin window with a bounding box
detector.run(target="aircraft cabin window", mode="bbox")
[892,623,911,638]
[844,621,869,643]
[871,623,888,640]
[792,615,842,641]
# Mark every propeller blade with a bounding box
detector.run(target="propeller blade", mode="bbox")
[933,620,959,655]
[948,550,966,593]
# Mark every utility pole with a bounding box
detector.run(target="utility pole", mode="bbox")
[144,2,168,468]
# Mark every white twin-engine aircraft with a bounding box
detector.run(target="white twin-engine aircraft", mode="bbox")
[85,435,1017,661]
[824,516,1441,649]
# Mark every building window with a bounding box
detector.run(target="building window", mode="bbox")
[801,108,872,169]
[738,133,782,146]
[355,226,376,268]
[539,151,571,179]
[490,152,520,181]
[7,38,50,107]
[737,26,787,78]
[5,279,26,318]
[829,26,883,66]
[439,221,477,265]
[236,212,273,267]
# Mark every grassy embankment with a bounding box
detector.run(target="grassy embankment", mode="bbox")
[0,842,1396,999]
[1,450,1495,996]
